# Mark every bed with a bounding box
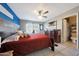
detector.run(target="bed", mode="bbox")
[0,33,54,56]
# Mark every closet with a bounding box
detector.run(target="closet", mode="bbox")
[69,16,77,44]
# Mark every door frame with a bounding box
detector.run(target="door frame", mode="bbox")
[61,13,78,48]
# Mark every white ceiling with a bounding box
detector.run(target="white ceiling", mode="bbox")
[8,3,79,22]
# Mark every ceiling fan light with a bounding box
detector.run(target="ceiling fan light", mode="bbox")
[34,10,39,15]
[38,16,43,19]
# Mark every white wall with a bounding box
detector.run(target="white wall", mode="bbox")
[20,20,26,32]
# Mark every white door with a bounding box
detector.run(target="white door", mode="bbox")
[63,19,68,42]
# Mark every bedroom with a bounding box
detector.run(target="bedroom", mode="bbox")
[0,3,79,56]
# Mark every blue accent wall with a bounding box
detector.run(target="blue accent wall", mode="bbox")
[0,3,20,25]
[0,11,12,22]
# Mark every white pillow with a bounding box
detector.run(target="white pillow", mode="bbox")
[2,34,19,44]
[0,50,13,56]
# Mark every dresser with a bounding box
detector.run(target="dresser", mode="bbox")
[45,29,61,43]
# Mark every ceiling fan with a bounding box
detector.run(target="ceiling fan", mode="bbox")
[35,10,49,19]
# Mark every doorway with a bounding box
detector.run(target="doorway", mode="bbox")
[62,15,77,48]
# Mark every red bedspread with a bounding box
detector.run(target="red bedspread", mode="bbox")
[1,33,52,56]
[28,33,48,40]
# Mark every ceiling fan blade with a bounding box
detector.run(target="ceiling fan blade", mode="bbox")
[43,11,48,14]
[38,10,43,15]
[42,16,47,18]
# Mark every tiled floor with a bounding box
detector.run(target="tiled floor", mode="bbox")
[27,41,79,56]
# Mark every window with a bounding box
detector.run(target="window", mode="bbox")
[26,23,33,34]
[39,24,44,31]
[26,23,40,34]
